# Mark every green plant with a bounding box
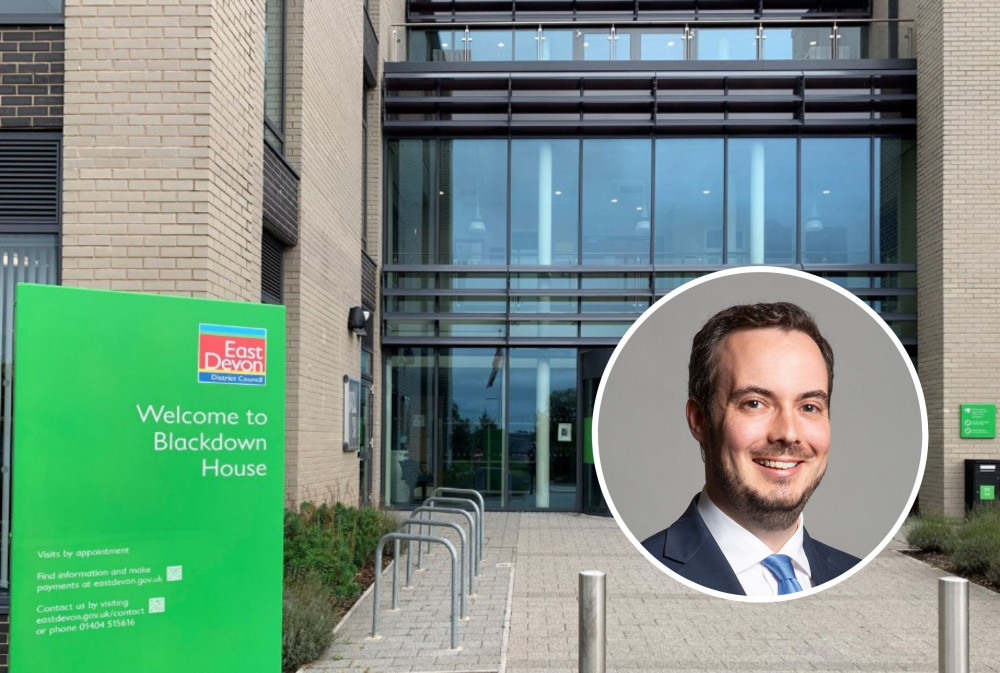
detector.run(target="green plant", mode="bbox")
[951,503,1000,575]
[905,513,955,553]
[282,573,338,673]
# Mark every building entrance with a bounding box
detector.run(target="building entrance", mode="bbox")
[580,349,612,515]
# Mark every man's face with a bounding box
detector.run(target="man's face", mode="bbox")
[696,327,831,532]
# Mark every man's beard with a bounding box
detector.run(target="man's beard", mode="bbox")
[707,438,827,532]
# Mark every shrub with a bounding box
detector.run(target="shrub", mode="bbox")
[951,503,1000,576]
[282,501,402,671]
[282,573,338,673]
[905,513,955,553]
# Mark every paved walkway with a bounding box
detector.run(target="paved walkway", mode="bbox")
[305,512,1000,673]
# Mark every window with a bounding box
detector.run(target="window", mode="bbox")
[264,0,285,148]
[0,0,62,22]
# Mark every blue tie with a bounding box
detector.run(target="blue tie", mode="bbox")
[761,554,803,595]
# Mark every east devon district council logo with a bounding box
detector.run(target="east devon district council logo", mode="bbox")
[198,324,267,386]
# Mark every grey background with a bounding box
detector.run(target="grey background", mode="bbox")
[595,269,925,560]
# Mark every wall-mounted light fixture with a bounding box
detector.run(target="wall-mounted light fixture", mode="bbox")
[348,305,371,336]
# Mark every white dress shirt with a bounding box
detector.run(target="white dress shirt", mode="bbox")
[697,490,813,597]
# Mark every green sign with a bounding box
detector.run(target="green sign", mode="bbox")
[584,416,594,465]
[960,404,996,439]
[982,485,997,501]
[11,285,285,672]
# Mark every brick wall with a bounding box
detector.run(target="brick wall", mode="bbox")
[283,0,368,504]
[60,0,262,300]
[262,141,299,245]
[917,0,1000,516]
[0,25,62,129]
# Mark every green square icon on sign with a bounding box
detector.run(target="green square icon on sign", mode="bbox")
[960,404,996,439]
[981,485,997,501]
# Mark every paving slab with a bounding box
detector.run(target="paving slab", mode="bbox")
[305,512,1000,673]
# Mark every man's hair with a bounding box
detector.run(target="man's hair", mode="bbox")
[688,302,834,424]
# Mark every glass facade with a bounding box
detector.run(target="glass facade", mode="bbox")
[401,21,914,63]
[386,137,915,270]
[385,348,578,509]
[383,134,916,510]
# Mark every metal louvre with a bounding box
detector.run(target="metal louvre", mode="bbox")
[407,0,872,22]
[385,62,916,136]
[0,137,60,227]
[1,235,59,590]
[261,230,284,305]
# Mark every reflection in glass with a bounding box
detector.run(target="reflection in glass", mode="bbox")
[515,28,574,60]
[264,0,285,143]
[801,138,871,264]
[509,322,577,338]
[582,139,651,265]
[439,321,507,337]
[727,138,796,265]
[440,297,506,313]
[439,349,506,505]
[0,0,62,13]
[693,28,757,60]
[511,140,579,265]
[511,297,576,313]
[763,26,833,60]
[386,349,435,505]
[876,138,917,264]
[408,29,461,61]
[443,140,508,265]
[387,140,434,264]
[654,139,724,264]
[580,29,618,61]
[467,30,513,62]
[637,28,686,60]
[507,349,577,509]
[836,25,866,59]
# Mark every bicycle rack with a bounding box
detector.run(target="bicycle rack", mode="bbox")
[399,517,471,610]
[373,532,461,650]
[430,487,485,548]
[410,505,477,589]
[423,495,483,563]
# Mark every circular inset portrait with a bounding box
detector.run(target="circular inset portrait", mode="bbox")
[594,267,927,602]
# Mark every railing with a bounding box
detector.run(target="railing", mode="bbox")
[390,19,914,63]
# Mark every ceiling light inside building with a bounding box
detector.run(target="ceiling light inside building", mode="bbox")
[822,189,831,194]
[610,198,619,204]
[554,190,562,196]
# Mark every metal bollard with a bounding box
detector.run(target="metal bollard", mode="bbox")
[939,576,969,673]
[579,570,606,673]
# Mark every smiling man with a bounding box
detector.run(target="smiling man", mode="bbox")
[641,302,860,597]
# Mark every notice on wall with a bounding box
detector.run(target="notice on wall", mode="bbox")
[960,404,996,439]
[11,285,285,672]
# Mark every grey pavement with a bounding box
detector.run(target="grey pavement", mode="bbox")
[304,512,1000,673]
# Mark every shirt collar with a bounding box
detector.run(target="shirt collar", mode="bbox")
[697,489,812,578]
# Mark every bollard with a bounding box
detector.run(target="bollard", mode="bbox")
[939,577,969,673]
[579,570,606,673]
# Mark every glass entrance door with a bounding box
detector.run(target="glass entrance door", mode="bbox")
[359,383,373,507]
[580,348,613,515]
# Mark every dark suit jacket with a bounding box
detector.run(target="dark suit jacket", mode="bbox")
[641,495,860,596]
